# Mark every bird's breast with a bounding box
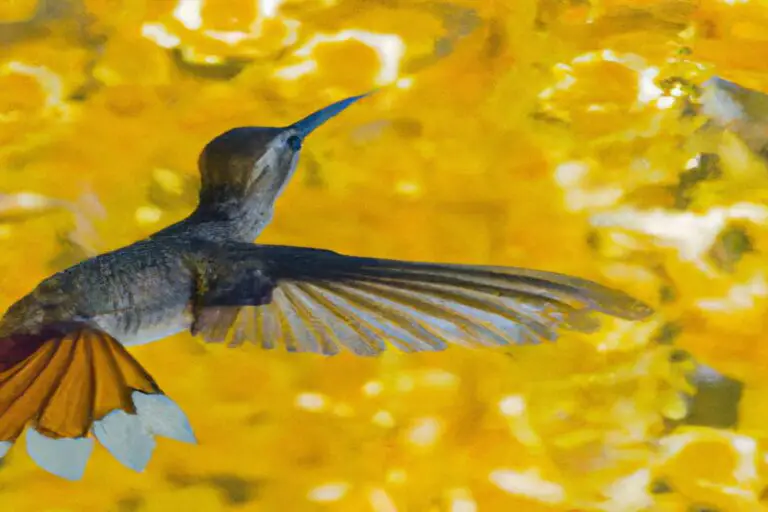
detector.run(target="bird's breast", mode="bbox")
[92,303,194,347]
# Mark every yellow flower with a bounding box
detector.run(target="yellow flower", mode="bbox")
[1,0,767,509]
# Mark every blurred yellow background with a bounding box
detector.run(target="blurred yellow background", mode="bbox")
[2,0,768,510]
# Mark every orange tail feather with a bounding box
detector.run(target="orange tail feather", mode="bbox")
[0,325,193,480]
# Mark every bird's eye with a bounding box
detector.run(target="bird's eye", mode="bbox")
[286,135,302,152]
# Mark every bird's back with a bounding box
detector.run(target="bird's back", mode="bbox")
[0,238,198,346]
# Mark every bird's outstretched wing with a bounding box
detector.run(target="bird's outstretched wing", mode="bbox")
[192,244,653,355]
[0,324,195,480]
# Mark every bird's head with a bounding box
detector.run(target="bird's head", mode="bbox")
[195,93,370,223]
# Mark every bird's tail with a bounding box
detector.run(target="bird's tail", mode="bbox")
[0,324,195,480]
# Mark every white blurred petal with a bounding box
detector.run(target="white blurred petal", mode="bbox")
[133,392,197,444]
[26,428,93,481]
[0,441,11,458]
[93,409,156,472]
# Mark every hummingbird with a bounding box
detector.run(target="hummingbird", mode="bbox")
[0,94,652,480]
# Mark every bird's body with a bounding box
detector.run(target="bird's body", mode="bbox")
[0,239,195,348]
[0,94,653,480]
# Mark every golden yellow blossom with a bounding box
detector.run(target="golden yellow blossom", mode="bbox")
[0,0,767,510]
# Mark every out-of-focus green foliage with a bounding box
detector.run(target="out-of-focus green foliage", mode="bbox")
[1,0,768,510]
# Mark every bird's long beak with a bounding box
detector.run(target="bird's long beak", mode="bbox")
[291,92,372,138]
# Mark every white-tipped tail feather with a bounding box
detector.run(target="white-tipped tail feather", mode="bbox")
[133,392,197,444]
[26,430,94,480]
[93,408,157,473]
